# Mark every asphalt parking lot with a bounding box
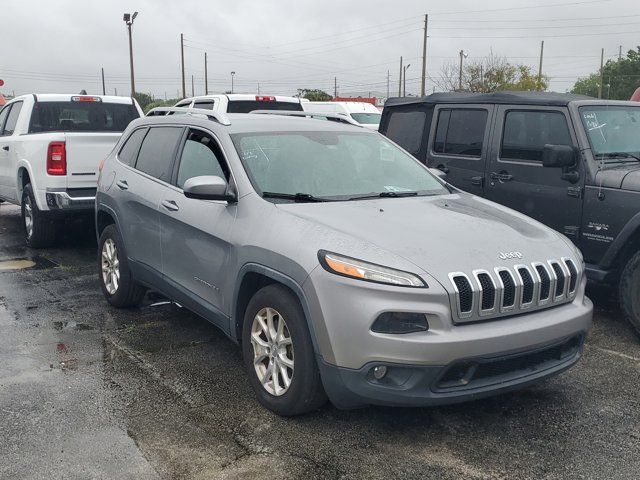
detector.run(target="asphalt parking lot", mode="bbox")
[0,203,639,480]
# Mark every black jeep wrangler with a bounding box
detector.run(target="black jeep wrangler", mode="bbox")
[380,91,640,334]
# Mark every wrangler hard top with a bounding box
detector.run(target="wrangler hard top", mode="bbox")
[380,91,640,334]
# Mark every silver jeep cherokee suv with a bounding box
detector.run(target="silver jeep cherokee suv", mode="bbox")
[95,109,593,415]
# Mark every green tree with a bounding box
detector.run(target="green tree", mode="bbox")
[571,47,640,99]
[437,53,548,92]
[133,92,154,110]
[297,89,332,101]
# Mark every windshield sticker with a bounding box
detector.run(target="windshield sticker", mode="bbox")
[582,111,607,142]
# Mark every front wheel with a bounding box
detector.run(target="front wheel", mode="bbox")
[21,183,56,248]
[98,224,145,308]
[619,250,640,336]
[241,284,326,416]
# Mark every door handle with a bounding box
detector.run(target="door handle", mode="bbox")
[490,172,513,182]
[471,176,484,186]
[436,164,450,174]
[1,146,8,151]
[116,180,129,190]
[161,200,179,212]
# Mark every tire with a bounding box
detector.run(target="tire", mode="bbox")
[98,224,145,308]
[619,250,640,336]
[241,284,327,416]
[21,184,56,248]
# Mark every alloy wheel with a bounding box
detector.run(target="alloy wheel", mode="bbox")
[250,307,294,396]
[101,238,120,295]
[24,196,33,239]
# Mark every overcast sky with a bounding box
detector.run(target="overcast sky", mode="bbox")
[1,0,638,99]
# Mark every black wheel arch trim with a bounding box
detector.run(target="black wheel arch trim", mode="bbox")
[231,263,322,357]
[598,211,640,270]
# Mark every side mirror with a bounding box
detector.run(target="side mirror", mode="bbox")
[429,168,446,178]
[542,144,577,168]
[183,175,237,202]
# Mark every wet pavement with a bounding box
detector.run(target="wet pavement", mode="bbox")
[0,203,639,480]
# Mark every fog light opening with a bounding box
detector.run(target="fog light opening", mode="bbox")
[372,365,388,380]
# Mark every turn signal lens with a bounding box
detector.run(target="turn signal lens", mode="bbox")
[318,250,426,287]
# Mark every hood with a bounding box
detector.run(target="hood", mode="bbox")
[277,193,572,282]
[594,166,640,191]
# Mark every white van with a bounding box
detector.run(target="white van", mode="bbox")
[301,101,381,130]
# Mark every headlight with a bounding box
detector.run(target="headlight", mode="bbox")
[318,250,427,288]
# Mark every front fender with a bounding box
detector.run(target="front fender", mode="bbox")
[599,211,640,270]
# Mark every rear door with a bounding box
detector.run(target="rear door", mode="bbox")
[116,126,184,275]
[485,106,583,239]
[425,104,493,196]
[0,102,22,201]
[158,127,236,325]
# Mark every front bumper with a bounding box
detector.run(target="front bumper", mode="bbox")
[318,332,586,409]
[303,268,593,408]
[45,188,96,211]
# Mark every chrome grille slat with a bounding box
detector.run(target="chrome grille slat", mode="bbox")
[448,259,581,323]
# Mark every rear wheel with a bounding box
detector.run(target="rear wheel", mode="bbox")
[619,250,640,336]
[21,183,56,248]
[241,284,326,416]
[98,224,145,308]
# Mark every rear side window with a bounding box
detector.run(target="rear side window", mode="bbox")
[117,128,147,166]
[193,100,215,110]
[0,105,10,133]
[2,102,23,136]
[28,101,140,133]
[134,127,183,182]
[433,109,487,157]
[385,111,426,154]
[501,110,572,162]
[176,129,229,189]
[227,101,303,113]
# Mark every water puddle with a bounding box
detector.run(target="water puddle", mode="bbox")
[0,255,58,272]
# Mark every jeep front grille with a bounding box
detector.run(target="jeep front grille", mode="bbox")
[448,258,581,323]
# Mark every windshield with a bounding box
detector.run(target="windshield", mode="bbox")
[28,101,139,133]
[232,131,448,200]
[579,106,640,157]
[350,112,381,125]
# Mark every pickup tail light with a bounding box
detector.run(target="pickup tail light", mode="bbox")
[98,158,106,172]
[255,95,275,102]
[47,142,67,175]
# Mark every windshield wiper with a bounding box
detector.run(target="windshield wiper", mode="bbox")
[597,152,640,162]
[262,192,332,203]
[348,191,419,201]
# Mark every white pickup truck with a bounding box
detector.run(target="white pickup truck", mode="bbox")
[0,94,142,247]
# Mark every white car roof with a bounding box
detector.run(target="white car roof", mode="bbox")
[184,94,301,103]
[303,101,380,114]
[14,94,136,104]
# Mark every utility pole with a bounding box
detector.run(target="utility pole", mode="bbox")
[231,71,235,93]
[598,47,604,99]
[191,75,194,97]
[398,56,403,97]
[458,50,467,91]
[619,45,623,61]
[180,33,186,98]
[123,12,138,97]
[334,77,337,98]
[403,64,411,96]
[386,70,390,99]
[537,40,545,91]
[101,67,106,95]
[204,52,208,95]
[420,14,428,96]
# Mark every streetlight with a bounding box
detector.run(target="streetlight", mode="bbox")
[458,50,468,91]
[230,71,236,94]
[403,63,411,96]
[123,12,138,96]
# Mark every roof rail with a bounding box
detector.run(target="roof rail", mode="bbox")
[249,110,362,127]
[146,107,231,126]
